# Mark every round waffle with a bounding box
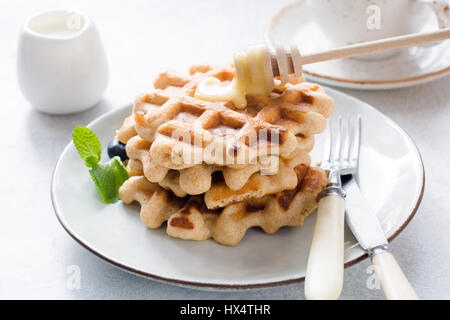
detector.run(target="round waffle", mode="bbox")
[119,165,327,246]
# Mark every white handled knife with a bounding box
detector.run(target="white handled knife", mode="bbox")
[343,175,419,300]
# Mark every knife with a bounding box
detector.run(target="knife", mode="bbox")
[343,174,419,300]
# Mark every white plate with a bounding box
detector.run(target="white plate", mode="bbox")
[265,0,450,90]
[51,88,424,290]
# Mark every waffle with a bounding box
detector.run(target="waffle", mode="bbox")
[132,65,333,170]
[116,115,136,144]
[203,150,310,209]
[124,134,312,202]
[119,165,328,246]
[118,175,187,229]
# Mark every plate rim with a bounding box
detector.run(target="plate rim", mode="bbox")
[50,90,425,290]
[264,0,450,90]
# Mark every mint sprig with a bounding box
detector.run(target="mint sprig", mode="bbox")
[72,126,101,167]
[72,126,128,204]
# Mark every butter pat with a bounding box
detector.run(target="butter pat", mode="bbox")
[195,44,274,109]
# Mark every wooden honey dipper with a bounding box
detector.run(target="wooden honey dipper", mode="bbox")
[267,28,450,82]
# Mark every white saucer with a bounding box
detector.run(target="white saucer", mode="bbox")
[51,88,424,290]
[266,0,450,90]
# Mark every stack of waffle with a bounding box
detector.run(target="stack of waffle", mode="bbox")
[117,65,333,246]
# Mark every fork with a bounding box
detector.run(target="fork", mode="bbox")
[304,115,361,300]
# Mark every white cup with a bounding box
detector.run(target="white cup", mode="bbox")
[17,10,108,114]
[308,0,450,61]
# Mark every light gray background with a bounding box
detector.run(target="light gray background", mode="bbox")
[1,0,449,299]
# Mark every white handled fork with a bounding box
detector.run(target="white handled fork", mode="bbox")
[305,116,361,300]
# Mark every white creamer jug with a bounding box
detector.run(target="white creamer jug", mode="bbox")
[17,10,108,114]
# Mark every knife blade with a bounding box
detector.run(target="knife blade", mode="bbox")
[342,174,387,251]
[342,174,419,299]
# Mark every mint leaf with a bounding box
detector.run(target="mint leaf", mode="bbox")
[72,126,101,168]
[72,126,128,204]
[89,157,128,204]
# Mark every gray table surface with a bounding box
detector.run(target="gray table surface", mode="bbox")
[1,0,449,300]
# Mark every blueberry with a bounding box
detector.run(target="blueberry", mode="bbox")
[107,138,128,162]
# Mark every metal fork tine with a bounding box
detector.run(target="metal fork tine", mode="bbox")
[337,116,344,161]
[346,116,355,162]
[340,116,350,163]
[322,115,361,172]
[323,120,332,163]
[350,115,362,164]
[332,116,342,163]
[347,117,353,162]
